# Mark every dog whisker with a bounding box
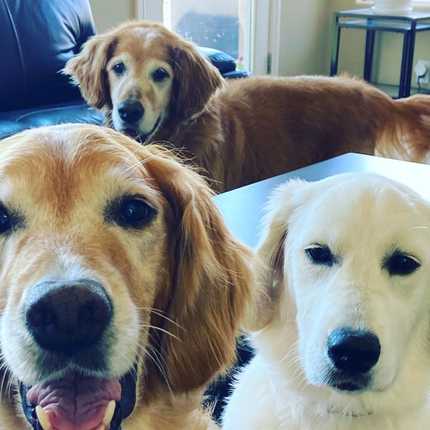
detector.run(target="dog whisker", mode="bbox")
[137,306,184,330]
[140,343,174,396]
[0,356,16,401]
[138,323,182,342]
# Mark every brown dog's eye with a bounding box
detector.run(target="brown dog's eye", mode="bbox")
[105,195,157,230]
[112,62,126,76]
[383,250,421,276]
[152,68,170,82]
[305,244,336,267]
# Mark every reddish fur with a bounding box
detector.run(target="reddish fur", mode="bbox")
[65,21,430,192]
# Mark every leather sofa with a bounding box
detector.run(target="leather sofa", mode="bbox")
[0,0,248,140]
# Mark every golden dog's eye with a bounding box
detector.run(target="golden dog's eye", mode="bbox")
[105,195,157,230]
[152,68,170,82]
[383,250,421,276]
[0,203,21,235]
[112,62,126,76]
[305,244,336,267]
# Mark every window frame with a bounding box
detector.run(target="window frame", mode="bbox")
[137,0,280,75]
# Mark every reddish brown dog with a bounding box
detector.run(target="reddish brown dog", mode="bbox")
[65,21,430,192]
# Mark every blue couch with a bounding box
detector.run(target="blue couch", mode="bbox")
[0,0,248,140]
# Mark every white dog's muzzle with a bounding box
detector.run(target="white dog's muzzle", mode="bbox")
[325,327,381,392]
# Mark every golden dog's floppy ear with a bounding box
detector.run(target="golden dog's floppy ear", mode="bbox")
[248,180,311,331]
[142,146,252,393]
[170,42,224,121]
[63,33,115,109]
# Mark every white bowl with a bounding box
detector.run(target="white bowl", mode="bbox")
[372,0,413,13]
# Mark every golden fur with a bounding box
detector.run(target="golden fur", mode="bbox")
[0,124,252,430]
[64,21,430,192]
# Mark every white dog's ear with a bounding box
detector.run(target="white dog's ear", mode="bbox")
[247,179,311,331]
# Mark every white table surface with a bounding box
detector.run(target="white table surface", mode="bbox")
[214,153,430,248]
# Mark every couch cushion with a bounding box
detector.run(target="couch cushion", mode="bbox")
[0,102,104,139]
[198,47,237,74]
[0,0,95,111]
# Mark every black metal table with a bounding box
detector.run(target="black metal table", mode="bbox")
[330,8,430,98]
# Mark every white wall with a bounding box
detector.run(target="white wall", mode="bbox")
[276,0,430,88]
[278,0,331,76]
[327,0,365,77]
[89,0,135,32]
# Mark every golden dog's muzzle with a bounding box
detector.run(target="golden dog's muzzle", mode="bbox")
[19,279,138,430]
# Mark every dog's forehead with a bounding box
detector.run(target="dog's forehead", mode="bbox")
[114,27,173,62]
[0,126,154,204]
[293,177,430,245]
[1,127,130,173]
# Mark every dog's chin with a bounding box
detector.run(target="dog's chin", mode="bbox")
[327,403,374,418]
[328,376,371,394]
[120,116,162,144]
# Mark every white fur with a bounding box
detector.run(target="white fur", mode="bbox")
[223,173,430,430]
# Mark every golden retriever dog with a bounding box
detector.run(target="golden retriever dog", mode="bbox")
[223,173,430,430]
[0,124,252,430]
[64,21,430,192]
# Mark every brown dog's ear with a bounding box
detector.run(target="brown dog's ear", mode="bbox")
[247,180,311,331]
[141,146,252,393]
[170,42,224,121]
[63,33,116,109]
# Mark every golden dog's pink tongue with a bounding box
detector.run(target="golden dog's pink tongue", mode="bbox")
[27,374,121,430]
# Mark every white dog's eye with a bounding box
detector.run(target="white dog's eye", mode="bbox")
[112,62,126,76]
[383,250,421,276]
[152,67,170,82]
[305,244,336,267]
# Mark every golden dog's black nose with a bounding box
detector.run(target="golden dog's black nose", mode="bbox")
[327,328,381,375]
[25,279,112,355]
[118,99,144,123]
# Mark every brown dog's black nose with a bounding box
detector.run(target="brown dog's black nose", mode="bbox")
[25,279,112,355]
[118,99,144,123]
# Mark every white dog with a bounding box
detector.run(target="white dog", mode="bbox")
[223,173,430,430]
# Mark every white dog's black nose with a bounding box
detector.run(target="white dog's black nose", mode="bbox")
[118,99,144,123]
[327,328,381,374]
[25,279,112,355]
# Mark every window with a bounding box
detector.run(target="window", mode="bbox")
[138,0,279,75]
